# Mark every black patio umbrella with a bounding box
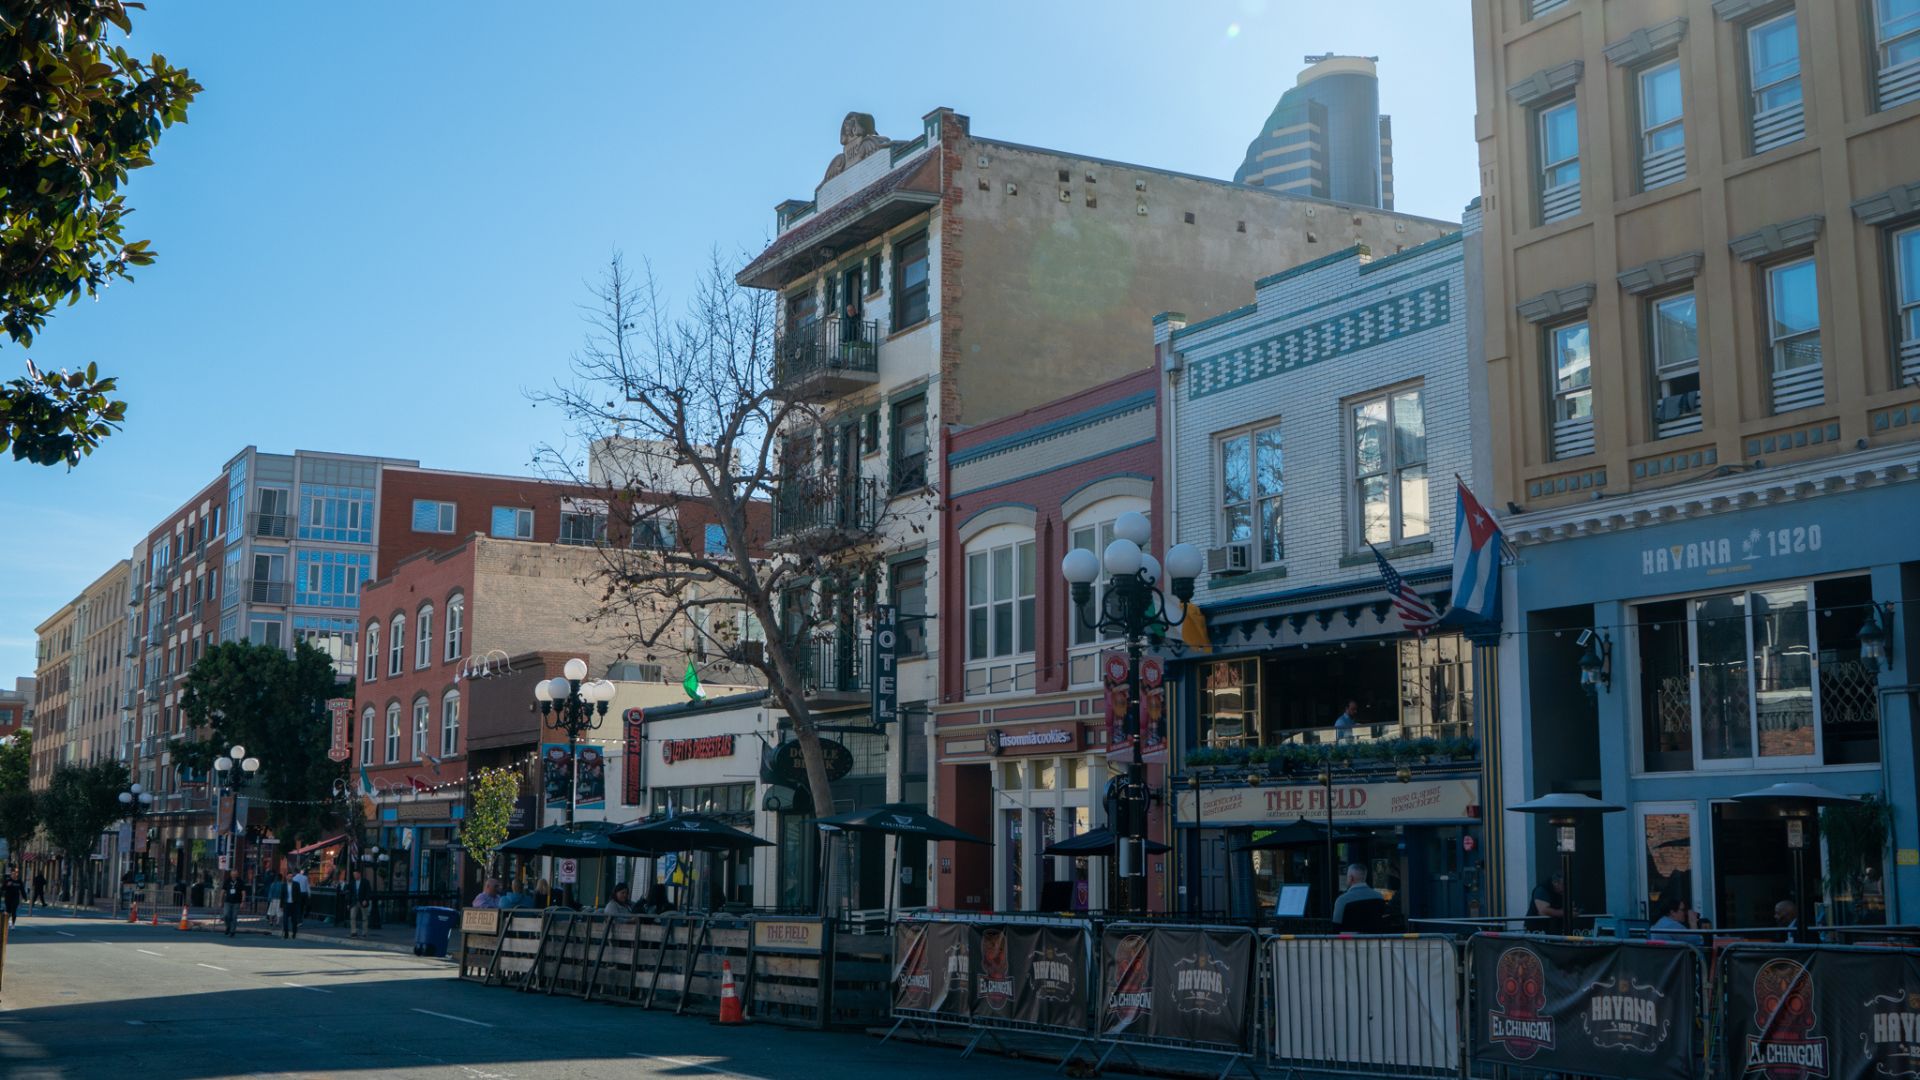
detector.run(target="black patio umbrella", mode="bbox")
[1043,826,1171,857]
[815,803,991,918]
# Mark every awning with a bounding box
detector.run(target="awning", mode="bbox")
[289,834,348,856]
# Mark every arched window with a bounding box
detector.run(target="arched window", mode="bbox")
[412,696,430,761]
[388,614,406,677]
[441,689,460,758]
[416,603,434,669]
[364,621,381,682]
[384,703,401,763]
[359,706,375,766]
[444,594,465,662]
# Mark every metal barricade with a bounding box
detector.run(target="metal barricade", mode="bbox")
[1266,933,1462,1078]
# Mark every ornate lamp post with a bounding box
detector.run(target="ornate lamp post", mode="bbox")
[212,745,259,889]
[533,658,615,827]
[1060,511,1201,914]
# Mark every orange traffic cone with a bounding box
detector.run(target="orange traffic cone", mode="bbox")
[717,960,746,1025]
[177,906,190,931]
[127,902,139,923]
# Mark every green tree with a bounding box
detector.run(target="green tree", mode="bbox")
[179,641,345,849]
[0,1,202,466]
[0,729,35,860]
[40,757,129,906]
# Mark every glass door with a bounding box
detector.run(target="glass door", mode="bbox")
[1636,802,1697,923]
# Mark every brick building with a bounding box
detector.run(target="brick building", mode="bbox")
[932,367,1162,912]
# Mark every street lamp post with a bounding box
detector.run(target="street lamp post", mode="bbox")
[1061,512,1201,914]
[213,745,260,896]
[115,783,154,913]
[533,659,614,828]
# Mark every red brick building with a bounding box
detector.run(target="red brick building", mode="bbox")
[932,367,1166,912]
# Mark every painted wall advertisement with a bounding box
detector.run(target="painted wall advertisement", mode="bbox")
[542,743,605,811]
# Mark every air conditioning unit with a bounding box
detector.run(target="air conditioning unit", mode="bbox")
[1206,542,1252,576]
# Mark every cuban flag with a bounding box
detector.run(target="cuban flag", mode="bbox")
[1370,544,1441,635]
[1443,479,1504,626]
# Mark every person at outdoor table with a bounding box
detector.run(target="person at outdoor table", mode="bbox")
[472,877,502,909]
[1649,894,1699,942]
[1331,864,1385,927]
[602,884,634,915]
[1531,872,1568,921]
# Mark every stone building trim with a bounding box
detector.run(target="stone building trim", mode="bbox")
[1617,252,1706,295]
[1515,283,1597,323]
[1729,215,1825,262]
[1506,61,1584,107]
[1852,180,1920,225]
[1604,17,1689,67]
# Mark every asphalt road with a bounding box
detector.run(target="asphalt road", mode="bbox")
[0,914,1058,1080]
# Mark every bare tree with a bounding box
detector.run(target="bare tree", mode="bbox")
[535,251,924,823]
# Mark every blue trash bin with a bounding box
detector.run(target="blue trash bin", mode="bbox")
[414,906,456,957]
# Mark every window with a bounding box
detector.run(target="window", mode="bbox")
[559,500,607,546]
[295,550,370,608]
[1747,12,1804,153]
[965,538,1036,694]
[411,499,456,534]
[445,594,464,662]
[364,621,380,682]
[1548,321,1595,459]
[1650,292,1702,437]
[360,706,375,766]
[1876,0,1920,109]
[298,484,372,543]
[1894,225,1920,385]
[1200,658,1260,748]
[892,557,928,656]
[1766,257,1823,412]
[388,614,405,677]
[441,690,460,758]
[490,506,533,540]
[891,395,928,493]
[1352,389,1428,546]
[1537,100,1580,223]
[1637,61,1685,190]
[892,233,929,329]
[385,703,401,763]
[630,511,677,550]
[411,697,430,761]
[415,604,433,669]
[1218,422,1283,564]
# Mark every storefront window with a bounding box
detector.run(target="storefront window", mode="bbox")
[1200,659,1260,747]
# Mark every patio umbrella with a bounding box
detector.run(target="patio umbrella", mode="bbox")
[815,803,990,919]
[1042,826,1171,857]
[1733,782,1857,940]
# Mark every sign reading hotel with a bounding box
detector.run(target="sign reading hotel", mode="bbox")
[1178,777,1480,825]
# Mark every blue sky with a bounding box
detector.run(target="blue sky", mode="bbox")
[0,0,1476,680]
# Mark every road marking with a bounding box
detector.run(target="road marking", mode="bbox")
[284,982,332,993]
[195,963,228,971]
[628,1053,776,1080]
[411,1008,493,1028]
[136,948,164,956]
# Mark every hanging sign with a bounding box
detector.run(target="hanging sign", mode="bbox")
[872,604,899,726]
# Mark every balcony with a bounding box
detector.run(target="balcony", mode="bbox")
[772,475,880,547]
[245,579,290,605]
[774,318,879,399]
[250,511,292,539]
[788,634,870,707]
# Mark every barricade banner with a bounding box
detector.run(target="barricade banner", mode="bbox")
[1100,925,1255,1051]
[1721,945,1920,1080]
[1468,935,1696,1080]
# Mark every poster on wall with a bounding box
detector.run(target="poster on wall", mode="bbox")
[1102,652,1166,756]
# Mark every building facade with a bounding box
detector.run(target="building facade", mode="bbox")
[932,367,1163,913]
[1160,208,1490,922]
[1474,0,1920,925]
[1235,54,1397,209]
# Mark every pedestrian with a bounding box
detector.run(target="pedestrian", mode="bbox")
[29,870,46,911]
[1331,863,1387,929]
[1332,700,1360,743]
[602,884,634,916]
[3,872,22,927]
[221,873,244,937]
[284,864,310,939]
[472,877,502,909]
[347,868,373,938]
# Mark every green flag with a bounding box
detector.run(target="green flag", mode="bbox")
[683,661,706,701]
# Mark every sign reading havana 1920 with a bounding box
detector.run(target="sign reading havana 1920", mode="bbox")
[1177,777,1480,825]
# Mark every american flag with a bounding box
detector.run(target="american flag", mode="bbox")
[1371,544,1441,634]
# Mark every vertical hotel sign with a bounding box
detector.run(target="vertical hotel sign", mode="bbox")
[622,708,645,806]
[872,604,898,726]
[326,697,353,763]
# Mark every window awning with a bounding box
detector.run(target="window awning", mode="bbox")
[289,834,348,856]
